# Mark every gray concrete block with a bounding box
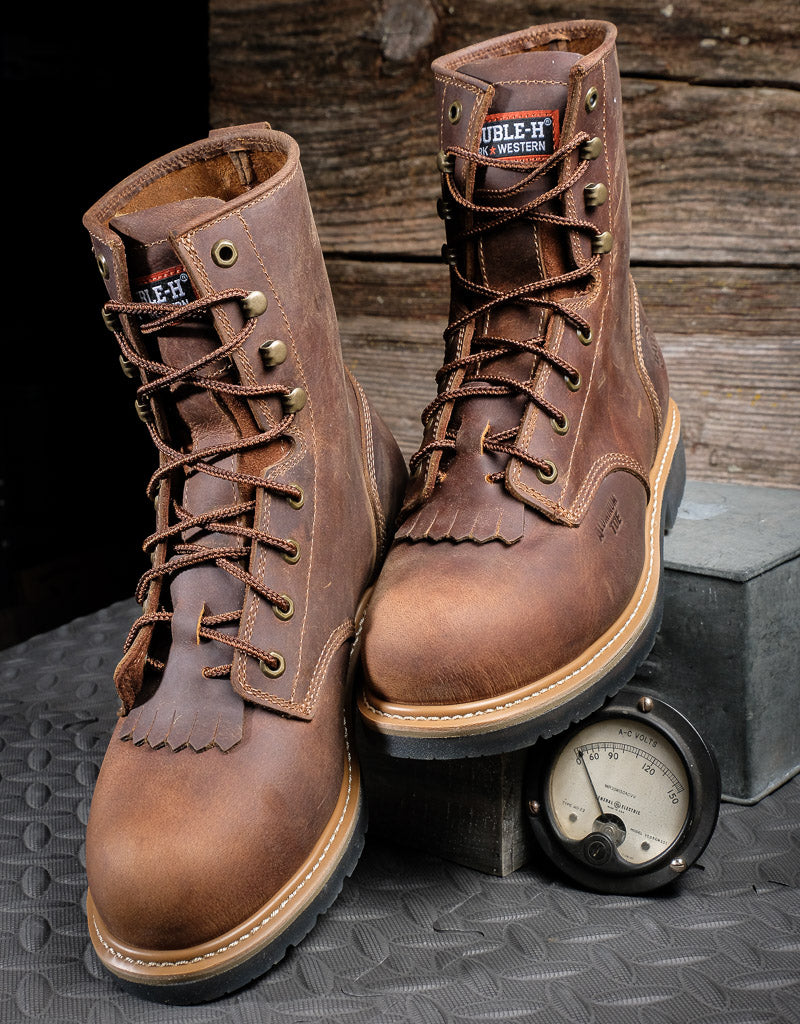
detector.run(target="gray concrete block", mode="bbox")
[360,743,528,876]
[642,480,800,803]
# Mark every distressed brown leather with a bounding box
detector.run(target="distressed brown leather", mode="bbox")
[82,125,407,987]
[360,22,681,750]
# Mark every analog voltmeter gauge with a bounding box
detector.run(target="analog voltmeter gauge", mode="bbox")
[526,688,721,893]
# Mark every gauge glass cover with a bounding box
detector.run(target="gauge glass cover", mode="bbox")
[547,717,691,865]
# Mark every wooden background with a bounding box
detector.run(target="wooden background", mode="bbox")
[209,0,800,487]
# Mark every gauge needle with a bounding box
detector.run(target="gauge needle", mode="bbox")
[577,749,605,816]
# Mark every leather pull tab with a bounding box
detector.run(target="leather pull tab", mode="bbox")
[209,124,273,185]
[209,122,271,136]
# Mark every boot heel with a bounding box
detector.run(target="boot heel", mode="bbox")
[663,435,686,535]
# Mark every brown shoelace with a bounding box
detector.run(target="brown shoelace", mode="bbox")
[104,289,300,679]
[411,131,603,482]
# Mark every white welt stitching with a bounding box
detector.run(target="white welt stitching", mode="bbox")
[92,717,354,969]
[364,410,678,724]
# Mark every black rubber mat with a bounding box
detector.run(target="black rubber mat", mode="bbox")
[2,600,799,1023]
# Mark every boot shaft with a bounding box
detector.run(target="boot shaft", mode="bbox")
[402,21,668,536]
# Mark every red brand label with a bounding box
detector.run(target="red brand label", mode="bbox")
[132,265,195,306]
[479,109,560,162]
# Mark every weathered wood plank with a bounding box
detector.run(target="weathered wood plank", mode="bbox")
[210,2,800,262]
[623,80,800,266]
[209,1,800,90]
[331,260,800,486]
[444,1,800,85]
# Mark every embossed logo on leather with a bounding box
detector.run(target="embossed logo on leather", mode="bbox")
[479,110,560,161]
[596,494,623,541]
[133,265,194,306]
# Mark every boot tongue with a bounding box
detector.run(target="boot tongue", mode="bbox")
[110,196,242,445]
[455,49,581,340]
[110,196,288,498]
[459,50,580,192]
[109,197,250,541]
[445,51,582,451]
[110,196,225,359]
[110,197,234,441]
[110,198,248,748]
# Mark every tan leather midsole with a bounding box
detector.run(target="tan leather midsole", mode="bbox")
[359,400,681,738]
[87,742,361,986]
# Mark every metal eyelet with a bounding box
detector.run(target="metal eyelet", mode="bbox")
[565,371,582,392]
[436,149,455,174]
[102,308,119,332]
[288,486,304,510]
[135,398,154,423]
[592,231,613,255]
[282,540,300,565]
[282,387,307,414]
[273,595,294,621]
[241,290,268,317]
[577,326,593,346]
[585,87,599,112]
[95,252,109,279]
[259,339,287,367]
[259,652,285,678]
[441,244,457,266]
[536,460,558,484]
[448,100,462,124]
[119,355,137,379]
[579,136,602,161]
[583,182,608,209]
[211,239,238,267]
[436,198,454,221]
[551,414,569,436]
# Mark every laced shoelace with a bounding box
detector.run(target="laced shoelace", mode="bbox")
[104,289,302,679]
[411,131,604,483]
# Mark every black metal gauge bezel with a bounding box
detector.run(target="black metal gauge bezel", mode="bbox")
[524,686,722,894]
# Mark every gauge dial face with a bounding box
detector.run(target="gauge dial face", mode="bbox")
[547,717,690,866]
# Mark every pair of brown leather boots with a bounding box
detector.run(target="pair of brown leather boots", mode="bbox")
[83,20,684,1002]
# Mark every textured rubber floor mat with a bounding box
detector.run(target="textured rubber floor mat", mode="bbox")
[1,600,799,1022]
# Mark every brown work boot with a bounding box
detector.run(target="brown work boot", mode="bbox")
[82,124,407,1001]
[359,21,684,758]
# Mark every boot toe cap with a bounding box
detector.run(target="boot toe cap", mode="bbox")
[361,540,537,708]
[361,521,643,710]
[86,726,328,953]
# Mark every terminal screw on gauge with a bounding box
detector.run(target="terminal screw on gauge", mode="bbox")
[524,686,721,894]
